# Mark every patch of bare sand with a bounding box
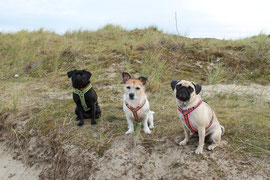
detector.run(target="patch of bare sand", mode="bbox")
[202,84,270,101]
[0,143,41,180]
[89,136,269,180]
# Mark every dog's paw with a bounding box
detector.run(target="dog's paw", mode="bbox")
[143,128,152,134]
[77,122,84,126]
[149,124,154,129]
[91,121,97,125]
[179,139,188,146]
[207,144,217,151]
[195,147,203,154]
[125,129,134,134]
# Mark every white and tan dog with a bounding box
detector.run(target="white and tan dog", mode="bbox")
[171,80,224,154]
[122,72,154,134]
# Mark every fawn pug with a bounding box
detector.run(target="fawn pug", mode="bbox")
[171,80,224,154]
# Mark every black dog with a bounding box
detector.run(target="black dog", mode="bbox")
[67,69,101,126]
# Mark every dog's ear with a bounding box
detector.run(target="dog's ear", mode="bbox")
[171,80,179,90]
[192,82,202,94]
[67,70,77,78]
[82,70,92,80]
[138,76,148,85]
[122,72,131,83]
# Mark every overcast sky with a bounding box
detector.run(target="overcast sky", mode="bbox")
[0,0,269,39]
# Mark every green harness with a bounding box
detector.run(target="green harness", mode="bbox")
[73,84,92,111]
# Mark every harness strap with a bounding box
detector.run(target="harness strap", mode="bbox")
[73,84,92,111]
[177,101,214,135]
[125,100,146,122]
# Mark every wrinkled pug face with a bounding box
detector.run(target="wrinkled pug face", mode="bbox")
[67,70,92,89]
[171,80,201,102]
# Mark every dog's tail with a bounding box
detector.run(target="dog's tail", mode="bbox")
[221,126,225,135]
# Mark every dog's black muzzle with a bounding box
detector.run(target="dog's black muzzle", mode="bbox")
[72,76,89,89]
[176,89,190,102]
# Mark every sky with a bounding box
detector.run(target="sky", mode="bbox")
[0,0,270,39]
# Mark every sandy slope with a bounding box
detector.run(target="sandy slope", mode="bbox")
[0,143,41,180]
[202,84,270,101]
[0,83,269,179]
[88,136,269,180]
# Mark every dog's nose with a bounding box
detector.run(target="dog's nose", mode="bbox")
[129,93,135,99]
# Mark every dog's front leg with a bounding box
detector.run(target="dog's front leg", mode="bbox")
[77,106,85,126]
[195,127,205,154]
[90,103,97,125]
[143,117,151,134]
[148,111,154,129]
[125,116,134,134]
[179,126,190,146]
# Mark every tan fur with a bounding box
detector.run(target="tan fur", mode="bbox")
[122,74,154,134]
[125,80,146,98]
[174,80,224,154]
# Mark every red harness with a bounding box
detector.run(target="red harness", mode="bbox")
[125,100,146,122]
[177,100,214,136]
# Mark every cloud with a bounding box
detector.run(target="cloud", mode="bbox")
[0,0,269,38]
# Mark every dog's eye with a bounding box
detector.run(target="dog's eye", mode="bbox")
[126,86,131,89]
[135,87,140,90]
[188,86,194,92]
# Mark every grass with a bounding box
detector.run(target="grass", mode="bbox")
[11,91,19,112]
[206,63,226,84]
[1,26,269,84]
[205,92,270,156]
[0,26,269,176]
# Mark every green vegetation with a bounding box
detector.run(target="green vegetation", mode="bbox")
[0,25,269,162]
[1,25,269,83]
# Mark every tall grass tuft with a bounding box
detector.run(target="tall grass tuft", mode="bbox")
[206,63,226,85]
[12,92,20,112]
[140,52,168,92]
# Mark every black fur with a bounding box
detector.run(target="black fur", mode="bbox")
[171,80,179,90]
[192,82,202,94]
[67,69,101,126]
[175,84,194,102]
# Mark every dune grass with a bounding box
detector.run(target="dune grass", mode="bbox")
[0,26,269,160]
[1,26,269,84]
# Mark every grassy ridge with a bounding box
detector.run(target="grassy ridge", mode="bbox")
[0,25,269,162]
[1,25,269,84]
